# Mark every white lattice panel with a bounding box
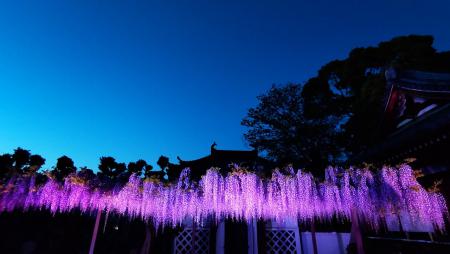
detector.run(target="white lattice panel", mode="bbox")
[174,227,210,254]
[265,229,298,254]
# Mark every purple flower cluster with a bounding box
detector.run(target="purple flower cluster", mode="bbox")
[0,165,447,231]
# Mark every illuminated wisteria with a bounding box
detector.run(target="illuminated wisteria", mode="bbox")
[0,164,448,232]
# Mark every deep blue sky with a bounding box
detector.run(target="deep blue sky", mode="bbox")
[1,0,449,170]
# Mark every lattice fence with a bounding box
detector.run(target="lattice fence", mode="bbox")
[174,227,210,254]
[265,229,298,254]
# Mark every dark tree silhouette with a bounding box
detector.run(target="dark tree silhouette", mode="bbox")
[12,147,31,174]
[116,162,128,182]
[144,164,154,178]
[157,156,169,171]
[52,156,76,181]
[98,156,116,179]
[27,154,46,174]
[135,159,147,175]
[77,166,96,186]
[243,35,450,169]
[301,35,450,156]
[0,154,14,178]
[127,162,137,175]
[127,159,147,177]
[242,84,336,171]
[116,162,127,174]
[1,149,46,178]
[98,156,126,181]
[78,166,95,178]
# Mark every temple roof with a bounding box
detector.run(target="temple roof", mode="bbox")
[166,143,272,181]
[353,68,450,164]
[386,68,450,96]
[354,103,450,164]
[177,145,258,165]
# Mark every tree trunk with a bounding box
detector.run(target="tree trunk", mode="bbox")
[89,209,102,254]
[311,218,318,254]
[140,224,152,254]
[350,209,364,254]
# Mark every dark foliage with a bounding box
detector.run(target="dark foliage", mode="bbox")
[12,147,31,173]
[127,159,147,177]
[143,164,154,178]
[157,156,169,171]
[0,153,13,177]
[52,156,76,181]
[241,84,337,171]
[302,35,450,155]
[98,156,122,181]
[243,35,450,171]
[28,155,46,173]
[0,148,46,178]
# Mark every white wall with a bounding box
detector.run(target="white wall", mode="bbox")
[385,210,433,232]
[300,232,351,254]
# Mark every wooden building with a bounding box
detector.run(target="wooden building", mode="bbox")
[164,143,274,182]
[354,68,450,201]
[352,68,450,250]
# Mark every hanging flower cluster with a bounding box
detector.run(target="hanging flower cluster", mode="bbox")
[0,164,447,231]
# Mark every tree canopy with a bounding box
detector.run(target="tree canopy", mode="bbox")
[242,84,338,170]
[242,35,450,173]
[51,155,76,181]
[0,148,157,184]
[0,148,46,177]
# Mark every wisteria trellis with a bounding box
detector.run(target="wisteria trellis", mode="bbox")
[0,164,448,232]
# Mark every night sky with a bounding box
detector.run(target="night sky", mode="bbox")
[1,0,449,170]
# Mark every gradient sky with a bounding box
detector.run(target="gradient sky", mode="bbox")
[1,0,449,170]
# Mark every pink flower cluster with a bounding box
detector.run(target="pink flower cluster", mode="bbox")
[0,165,447,231]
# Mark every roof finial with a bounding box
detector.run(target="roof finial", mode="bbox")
[211,142,217,151]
